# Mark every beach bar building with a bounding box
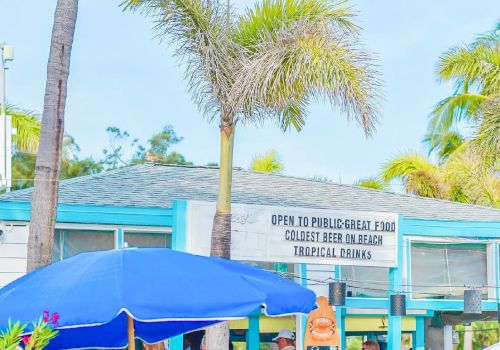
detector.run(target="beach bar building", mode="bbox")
[1,163,500,350]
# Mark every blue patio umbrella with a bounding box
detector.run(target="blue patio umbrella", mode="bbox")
[0,248,315,350]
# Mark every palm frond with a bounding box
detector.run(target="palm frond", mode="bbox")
[381,153,446,198]
[473,20,500,48]
[470,94,500,167]
[124,0,236,120]
[428,93,486,134]
[278,97,308,131]
[382,153,440,182]
[126,0,382,134]
[235,0,358,48]
[232,0,382,135]
[249,149,284,173]
[444,149,500,208]
[405,170,448,199]
[423,129,464,162]
[6,105,41,153]
[354,176,387,190]
[437,43,500,95]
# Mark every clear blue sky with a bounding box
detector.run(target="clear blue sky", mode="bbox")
[1,0,498,183]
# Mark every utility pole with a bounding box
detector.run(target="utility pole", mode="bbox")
[0,43,14,192]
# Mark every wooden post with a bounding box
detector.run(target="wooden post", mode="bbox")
[128,315,136,350]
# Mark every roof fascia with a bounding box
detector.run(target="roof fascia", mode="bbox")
[401,217,500,238]
[0,201,173,226]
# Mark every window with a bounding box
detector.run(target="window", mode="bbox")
[52,229,172,263]
[53,229,115,262]
[340,266,389,298]
[124,231,171,248]
[410,243,487,299]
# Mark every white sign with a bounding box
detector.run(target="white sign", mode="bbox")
[186,201,399,267]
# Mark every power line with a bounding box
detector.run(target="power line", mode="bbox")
[273,270,497,296]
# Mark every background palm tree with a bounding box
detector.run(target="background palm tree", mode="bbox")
[126,0,381,347]
[380,149,499,208]
[369,21,500,209]
[354,176,387,191]
[250,149,283,174]
[427,21,499,164]
[27,0,79,272]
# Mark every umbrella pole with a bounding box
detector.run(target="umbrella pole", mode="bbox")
[127,314,136,350]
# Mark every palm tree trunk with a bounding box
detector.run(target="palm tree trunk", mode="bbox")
[463,325,472,350]
[27,0,78,272]
[210,121,235,258]
[206,120,235,350]
[143,342,165,350]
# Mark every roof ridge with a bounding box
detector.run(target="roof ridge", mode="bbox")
[231,167,500,213]
[137,163,500,213]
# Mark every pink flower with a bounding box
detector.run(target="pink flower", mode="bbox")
[43,310,49,322]
[22,335,30,345]
[50,313,60,326]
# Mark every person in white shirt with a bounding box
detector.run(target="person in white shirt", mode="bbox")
[272,329,296,350]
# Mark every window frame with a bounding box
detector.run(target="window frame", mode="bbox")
[405,236,494,301]
[53,228,116,261]
[123,230,172,248]
[340,265,390,298]
[53,223,172,257]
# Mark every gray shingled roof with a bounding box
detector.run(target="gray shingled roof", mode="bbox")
[1,163,500,221]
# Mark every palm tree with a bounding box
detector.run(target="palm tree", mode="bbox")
[427,21,499,163]
[27,0,79,272]
[127,0,381,249]
[250,149,283,174]
[378,22,499,208]
[126,0,381,347]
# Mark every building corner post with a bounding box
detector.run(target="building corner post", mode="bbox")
[172,200,187,252]
[170,200,188,350]
[387,214,404,350]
